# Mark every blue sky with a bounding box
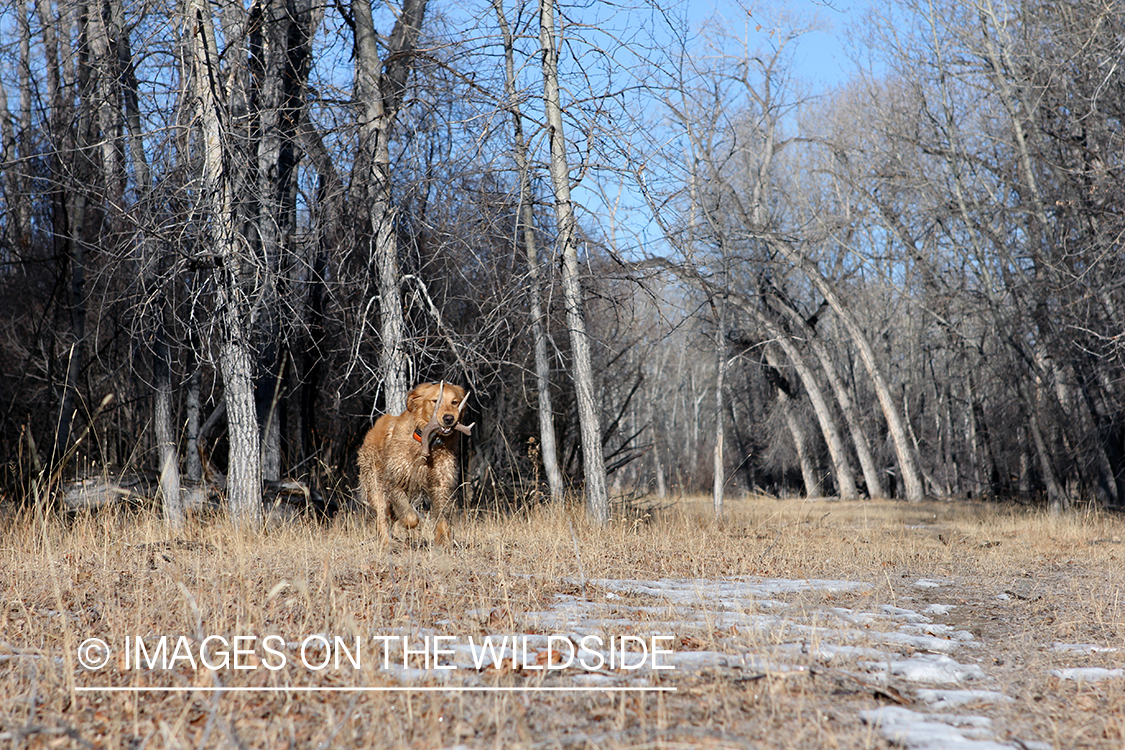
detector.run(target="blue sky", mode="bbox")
[694,0,868,90]
[785,0,867,88]
[551,0,876,255]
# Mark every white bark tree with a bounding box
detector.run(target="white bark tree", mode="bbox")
[352,0,427,415]
[494,0,566,502]
[539,0,608,521]
[187,0,262,528]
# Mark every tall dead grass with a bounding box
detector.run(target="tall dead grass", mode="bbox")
[1,496,1123,748]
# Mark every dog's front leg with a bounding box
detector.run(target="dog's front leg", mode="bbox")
[427,469,457,547]
[432,515,452,547]
[386,486,420,530]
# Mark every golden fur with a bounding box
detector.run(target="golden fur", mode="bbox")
[357,382,467,546]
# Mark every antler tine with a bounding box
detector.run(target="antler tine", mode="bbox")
[416,381,446,458]
[455,389,475,436]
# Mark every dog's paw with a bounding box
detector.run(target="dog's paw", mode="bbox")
[433,519,453,547]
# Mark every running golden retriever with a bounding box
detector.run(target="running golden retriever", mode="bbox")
[357,382,473,546]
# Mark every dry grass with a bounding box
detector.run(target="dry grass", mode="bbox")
[2,495,1124,749]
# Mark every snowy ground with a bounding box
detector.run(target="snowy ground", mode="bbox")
[359,573,1120,749]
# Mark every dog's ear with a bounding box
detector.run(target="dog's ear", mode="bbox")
[405,384,429,414]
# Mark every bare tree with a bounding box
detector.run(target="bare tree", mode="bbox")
[352,0,427,416]
[538,0,608,521]
[187,0,262,528]
[493,0,565,502]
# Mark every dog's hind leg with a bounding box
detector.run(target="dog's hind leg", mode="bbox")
[359,470,391,547]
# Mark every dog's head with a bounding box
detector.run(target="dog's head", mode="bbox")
[406,381,468,436]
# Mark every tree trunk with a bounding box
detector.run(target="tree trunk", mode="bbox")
[775,378,821,498]
[712,293,727,516]
[219,341,263,526]
[51,0,94,462]
[186,363,202,483]
[351,0,427,416]
[1019,379,1067,513]
[494,0,565,502]
[189,0,262,528]
[13,0,32,250]
[539,0,608,522]
[771,337,858,501]
[250,0,312,480]
[0,55,23,249]
[298,110,342,471]
[648,380,668,498]
[153,321,183,526]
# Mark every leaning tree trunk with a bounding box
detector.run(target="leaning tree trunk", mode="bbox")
[774,245,924,502]
[650,257,862,502]
[765,359,822,498]
[494,0,565,502]
[767,336,858,501]
[1018,379,1067,513]
[768,293,886,498]
[734,297,858,502]
[539,0,608,522]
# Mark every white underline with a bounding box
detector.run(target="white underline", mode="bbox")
[77,685,676,693]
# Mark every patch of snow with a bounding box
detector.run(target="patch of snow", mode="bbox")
[862,654,987,686]
[923,604,957,615]
[874,630,970,653]
[775,642,889,662]
[1050,667,1124,682]
[1049,642,1118,654]
[661,650,801,674]
[860,706,1017,750]
[915,689,1014,709]
[474,572,1044,747]
[568,672,619,686]
[881,605,933,622]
